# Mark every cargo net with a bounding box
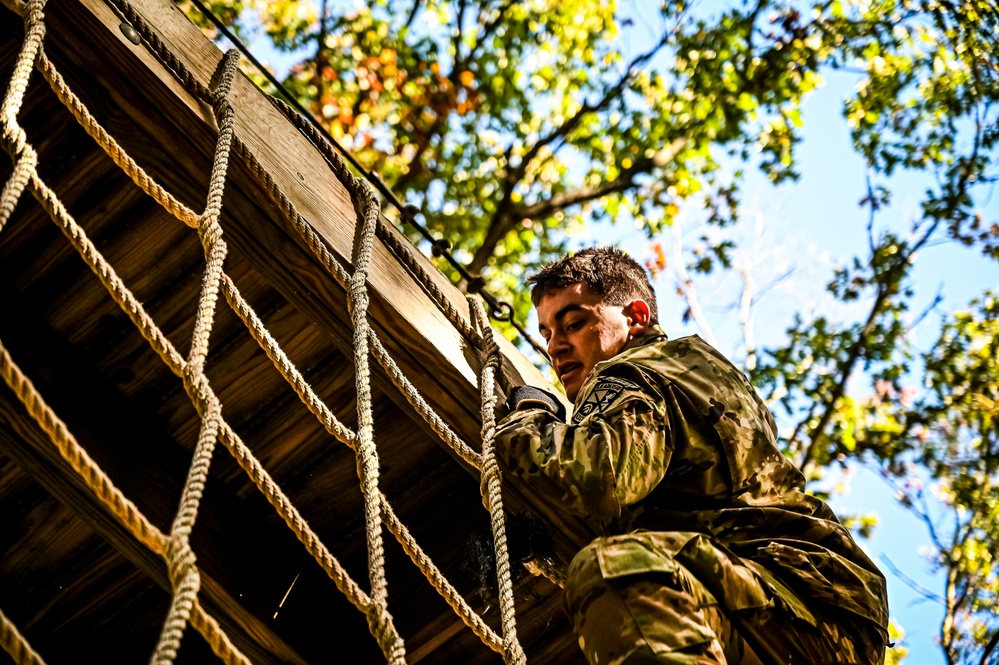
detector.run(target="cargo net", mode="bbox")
[0,0,541,662]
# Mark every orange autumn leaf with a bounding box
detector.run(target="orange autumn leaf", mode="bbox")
[644,242,668,277]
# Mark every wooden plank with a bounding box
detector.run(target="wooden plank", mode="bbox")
[48,0,590,554]
[0,310,313,665]
[1,0,598,659]
[0,410,312,665]
[62,0,547,398]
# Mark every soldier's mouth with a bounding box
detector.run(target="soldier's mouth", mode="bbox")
[558,362,582,381]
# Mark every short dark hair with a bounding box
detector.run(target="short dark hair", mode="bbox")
[528,247,659,323]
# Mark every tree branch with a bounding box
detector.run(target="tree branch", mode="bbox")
[737,212,765,370]
[673,212,719,345]
[482,29,674,270]
[462,0,518,69]
[466,138,686,274]
[517,30,671,178]
[799,217,942,473]
[878,554,946,605]
[979,627,999,665]
[865,170,878,258]
[743,0,767,65]
[404,0,421,31]
[466,168,643,274]
[451,0,469,76]
[907,288,944,334]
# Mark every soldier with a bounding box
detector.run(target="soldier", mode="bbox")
[496,247,890,665]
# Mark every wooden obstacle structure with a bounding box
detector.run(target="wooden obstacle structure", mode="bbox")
[0,0,591,661]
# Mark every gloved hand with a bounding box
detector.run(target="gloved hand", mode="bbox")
[504,385,566,422]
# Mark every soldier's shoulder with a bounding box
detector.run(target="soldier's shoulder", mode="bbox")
[613,335,757,403]
[572,373,650,423]
[614,334,730,372]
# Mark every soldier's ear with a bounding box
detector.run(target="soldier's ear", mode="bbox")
[625,300,651,334]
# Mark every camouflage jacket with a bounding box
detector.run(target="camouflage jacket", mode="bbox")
[496,326,889,636]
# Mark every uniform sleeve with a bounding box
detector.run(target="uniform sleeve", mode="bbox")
[495,372,671,521]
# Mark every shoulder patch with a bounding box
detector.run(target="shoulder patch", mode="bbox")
[572,376,640,423]
[602,376,641,390]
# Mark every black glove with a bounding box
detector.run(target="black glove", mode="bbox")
[505,385,566,421]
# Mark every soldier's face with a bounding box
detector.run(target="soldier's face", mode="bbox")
[537,282,648,402]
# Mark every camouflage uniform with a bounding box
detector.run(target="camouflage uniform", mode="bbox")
[496,327,889,665]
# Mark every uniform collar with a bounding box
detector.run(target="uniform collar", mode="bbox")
[622,324,667,353]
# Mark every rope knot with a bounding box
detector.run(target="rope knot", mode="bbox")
[211,97,234,123]
[365,601,402,657]
[1,123,29,156]
[165,533,198,590]
[196,215,224,248]
[209,49,241,111]
[182,366,212,404]
[504,640,527,665]
[347,274,370,319]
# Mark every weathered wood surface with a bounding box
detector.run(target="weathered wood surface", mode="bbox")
[0,0,588,662]
[54,0,586,544]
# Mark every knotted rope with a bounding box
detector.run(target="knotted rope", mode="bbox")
[150,47,239,664]
[472,298,527,665]
[0,0,534,661]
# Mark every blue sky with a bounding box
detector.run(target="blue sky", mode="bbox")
[236,5,999,661]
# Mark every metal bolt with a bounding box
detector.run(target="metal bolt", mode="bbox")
[119,22,141,45]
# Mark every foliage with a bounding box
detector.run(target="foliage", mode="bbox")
[863,294,998,665]
[182,0,995,327]
[174,0,999,661]
[887,621,911,665]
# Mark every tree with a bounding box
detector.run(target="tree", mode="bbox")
[857,294,998,665]
[177,0,999,661]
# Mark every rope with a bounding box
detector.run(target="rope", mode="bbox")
[0,341,167,555]
[0,608,45,665]
[346,172,407,665]
[184,0,550,354]
[220,274,511,654]
[0,17,361,656]
[0,339,251,664]
[220,275,357,446]
[149,48,239,664]
[471,298,526,665]
[106,0,212,102]
[0,140,34,231]
[222,271,513,656]
[229,134,486,470]
[0,0,42,233]
[0,0,545,660]
[265,96,481,342]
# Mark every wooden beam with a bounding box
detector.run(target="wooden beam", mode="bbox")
[3,0,597,658]
[66,0,550,401]
[0,309,312,665]
[0,407,313,665]
[44,0,592,556]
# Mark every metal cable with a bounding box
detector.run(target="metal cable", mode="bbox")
[183,0,548,356]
